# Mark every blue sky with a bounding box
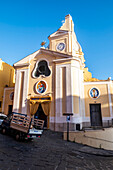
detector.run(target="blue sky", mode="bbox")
[0,0,113,80]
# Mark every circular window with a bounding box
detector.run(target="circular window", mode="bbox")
[35,80,47,94]
[89,88,100,99]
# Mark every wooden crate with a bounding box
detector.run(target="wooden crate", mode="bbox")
[10,113,31,133]
[32,119,44,129]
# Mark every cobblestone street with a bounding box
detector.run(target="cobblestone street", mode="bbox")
[0,130,113,170]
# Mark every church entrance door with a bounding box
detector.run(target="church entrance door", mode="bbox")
[34,103,47,128]
[90,104,102,127]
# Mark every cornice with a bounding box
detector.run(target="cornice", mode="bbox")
[40,48,72,58]
[84,81,112,85]
[52,57,81,63]
[48,30,68,39]
[13,63,30,68]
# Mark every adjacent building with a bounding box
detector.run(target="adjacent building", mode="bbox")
[0,59,15,114]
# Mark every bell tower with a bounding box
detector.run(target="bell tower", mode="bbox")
[48,14,82,57]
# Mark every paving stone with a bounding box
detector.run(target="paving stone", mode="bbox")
[0,130,113,169]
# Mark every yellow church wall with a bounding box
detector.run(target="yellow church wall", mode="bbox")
[29,53,53,94]
[84,83,110,118]
[83,67,92,81]
[0,62,15,87]
[28,53,56,117]
[49,35,69,54]
[49,14,81,58]
[109,82,113,114]
[0,59,15,113]
[49,32,77,56]
[0,87,4,112]
[14,50,75,118]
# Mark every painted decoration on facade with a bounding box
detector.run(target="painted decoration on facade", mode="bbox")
[89,88,99,99]
[35,80,47,94]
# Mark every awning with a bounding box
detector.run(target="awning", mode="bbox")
[30,96,51,116]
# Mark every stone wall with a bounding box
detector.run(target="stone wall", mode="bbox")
[64,128,113,150]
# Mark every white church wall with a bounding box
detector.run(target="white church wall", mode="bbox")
[13,68,29,115]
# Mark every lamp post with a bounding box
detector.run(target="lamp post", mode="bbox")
[63,113,73,141]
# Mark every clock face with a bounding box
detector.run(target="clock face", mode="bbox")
[57,43,65,51]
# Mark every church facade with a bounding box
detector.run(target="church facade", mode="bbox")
[3,15,113,131]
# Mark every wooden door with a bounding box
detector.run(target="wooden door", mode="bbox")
[90,104,102,127]
[8,105,13,115]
